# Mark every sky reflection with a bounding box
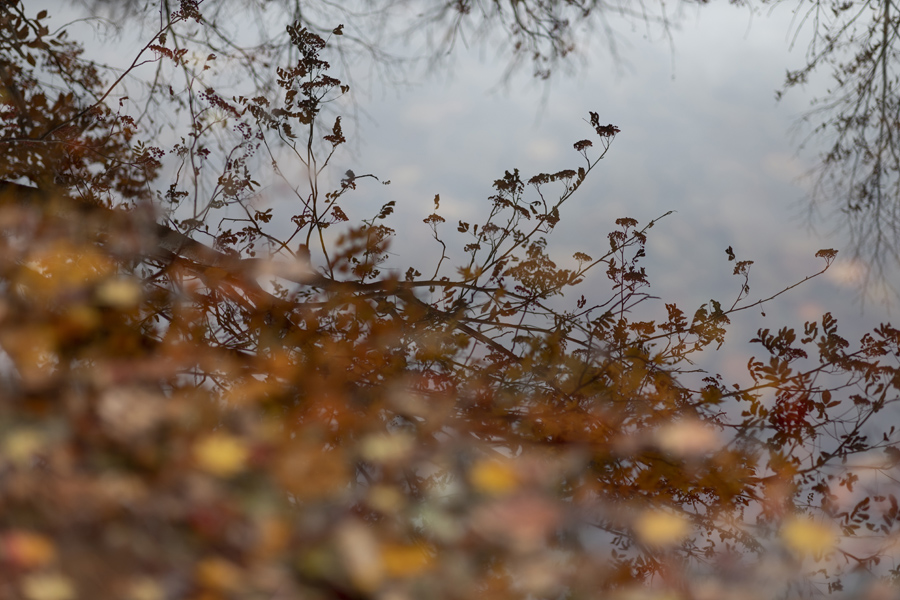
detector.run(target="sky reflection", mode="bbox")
[351,2,894,382]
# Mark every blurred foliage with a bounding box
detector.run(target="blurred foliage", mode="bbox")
[1,1,900,599]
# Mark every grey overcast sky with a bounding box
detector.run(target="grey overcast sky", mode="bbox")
[36,0,894,380]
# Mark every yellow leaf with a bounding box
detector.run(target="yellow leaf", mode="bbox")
[781,516,836,558]
[634,509,692,546]
[367,485,404,514]
[469,458,519,495]
[381,543,433,578]
[193,433,249,477]
[95,277,142,309]
[20,573,75,600]
[359,433,414,464]
[196,557,243,591]
[2,429,46,466]
[656,419,720,456]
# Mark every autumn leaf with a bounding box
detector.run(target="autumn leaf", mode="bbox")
[94,277,142,309]
[655,420,721,457]
[195,556,244,591]
[2,429,46,466]
[634,510,692,547]
[193,433,249,477]
[381,543,434,578]
[469,458,519,495]
[1,531,56,569]
[781,516,836,559]
[20,573,75,600]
